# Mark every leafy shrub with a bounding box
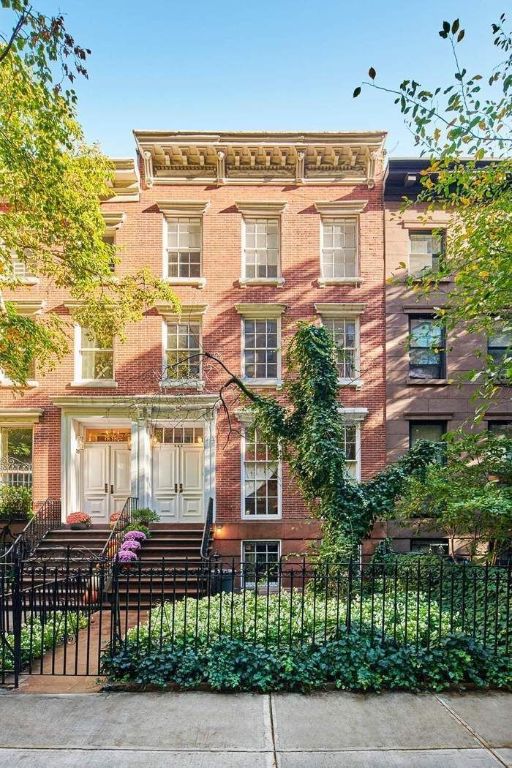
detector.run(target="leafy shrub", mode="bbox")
[124,589,457,651]
[1,611,88,671]
[102,633,512,693]
[0,485,32,522]
[131,508,159,527]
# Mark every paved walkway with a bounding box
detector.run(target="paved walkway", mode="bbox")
[0,690,511,766]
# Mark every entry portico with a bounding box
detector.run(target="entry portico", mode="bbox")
[54,395,218,524]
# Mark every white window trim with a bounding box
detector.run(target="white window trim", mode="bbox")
[160,318,204,390]
[315,303,365,388]
[240,216,285,288]
[71,325,117,388]
[337,407,368,482]
[240,424,282,520]
[240,316,282,387]
[318,215,362,287]
[161,211,206,289]
[241,539,282,587]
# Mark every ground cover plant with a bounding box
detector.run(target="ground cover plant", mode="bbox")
[1,611,88,672]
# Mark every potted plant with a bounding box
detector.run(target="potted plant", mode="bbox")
[117,548,138,568]
[120,539,141,552]
[67,512,92,531]
[123,530,146,543]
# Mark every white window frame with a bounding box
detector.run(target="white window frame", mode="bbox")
[315,303,365,388]
[322,316,361,385]
[241,540,281,587]
[241,425,282,520]
[162,214,206,288]
[72,325,116,387]
[319,217,359,285]
[161,318,203,388]
[408,230,443,276]
[241,316,281,386]
[240,217,284,287]
[337,407,368,482]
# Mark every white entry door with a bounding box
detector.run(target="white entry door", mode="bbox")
[81,443,131,523]
[152,443,204,522]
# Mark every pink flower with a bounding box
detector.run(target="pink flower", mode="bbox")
[117,549,138,563]
[121,539,141,551]
[124,530,146,541]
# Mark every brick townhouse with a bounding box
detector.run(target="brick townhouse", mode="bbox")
[0,131,388,562]
[381,158,512,556]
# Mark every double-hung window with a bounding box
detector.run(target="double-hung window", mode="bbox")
[243,426,280,518]
[243,218,279,279]
[323,317,358,380]
[321,218,357,279]
[409,231,443,275]
[488,327,512,370]
[243,319,279,381]
[77,327,114,383]
[409,421,447,447]
[342,424,358,479]
[488,421,512,438]
[166,217,202,279]
[165,321,201,382]
[409,316,446,380]
[242,541,281,586]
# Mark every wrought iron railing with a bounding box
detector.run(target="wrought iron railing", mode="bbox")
[0,498,62,563]
[101,497,138,566]
[200,497,214,559]
[0,457,32,488]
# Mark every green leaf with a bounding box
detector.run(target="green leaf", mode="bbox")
[452,19,459,34]
[368,67,376,80]
[353,86,361,98]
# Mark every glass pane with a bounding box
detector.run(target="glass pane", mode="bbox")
[410,422,445,445]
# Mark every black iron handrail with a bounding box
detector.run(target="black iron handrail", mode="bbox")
[101,497,138,565]
[200,497,214,559]
[0,498,62,563]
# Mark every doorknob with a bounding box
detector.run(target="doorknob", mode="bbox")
[110,484,114,494]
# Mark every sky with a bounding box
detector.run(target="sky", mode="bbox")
[41,0,507,158]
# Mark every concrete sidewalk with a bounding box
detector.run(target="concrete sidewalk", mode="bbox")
[0,690,510,767]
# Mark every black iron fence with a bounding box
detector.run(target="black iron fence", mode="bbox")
[1,556,511,687]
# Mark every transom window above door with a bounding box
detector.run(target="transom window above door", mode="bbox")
[166,217,202,279]
[165,321,201,383]
[321,218,357,279]
[77,327,114,383]
[243,218,280,280]
[152,426,204,445]
[85,428,131,443]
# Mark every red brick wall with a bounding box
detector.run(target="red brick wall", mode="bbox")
[0,156,387,554]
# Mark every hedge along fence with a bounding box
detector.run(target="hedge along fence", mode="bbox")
[115,557,512,657]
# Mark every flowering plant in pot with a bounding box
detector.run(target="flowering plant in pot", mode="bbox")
[66,512,92,530]
[117,549,138,567]
[121,539,141,552]
[123,530,146,542]
[109,512,121,529]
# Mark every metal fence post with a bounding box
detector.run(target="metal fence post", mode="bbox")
[11,558,22,689]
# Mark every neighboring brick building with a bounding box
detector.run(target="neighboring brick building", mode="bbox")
[0,131,388,561]
[382,158,512,555]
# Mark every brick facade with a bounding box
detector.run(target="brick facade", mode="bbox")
[0,132,387,559]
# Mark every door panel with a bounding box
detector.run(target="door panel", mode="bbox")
[110,446,131,514]
[81,445,109,522]
[152,445,180,521]
[180,446,204,522]
[151,443,204,522]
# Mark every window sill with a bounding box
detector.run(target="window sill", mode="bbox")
[241,516,282,521]
[70,380,118,388]
[407,378,450,387]
[164,277,206,289]
[0,276,39,286]
[242,378,283,389]
[239,277,285,288]
[160,379,205,390]
[338,378,363,389]
[0,380,39,389]
[317,277,363,288]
